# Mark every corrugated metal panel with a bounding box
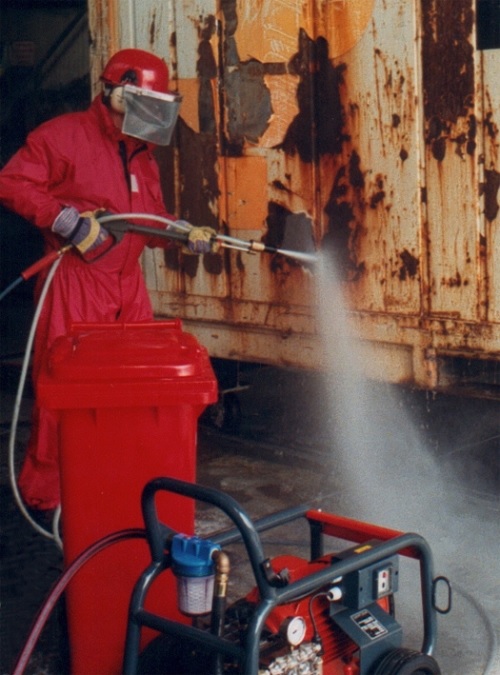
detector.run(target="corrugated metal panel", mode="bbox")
[422,0,482,320]
[89,0,500,392]
[483,46,500,323]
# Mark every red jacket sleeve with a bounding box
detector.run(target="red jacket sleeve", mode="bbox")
[0,122,67,228]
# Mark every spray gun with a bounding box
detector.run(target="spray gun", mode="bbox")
[97,213,318,265]
[0,211,317,303]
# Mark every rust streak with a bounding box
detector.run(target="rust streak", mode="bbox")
[149,11,156,48]
[483,169,500,222]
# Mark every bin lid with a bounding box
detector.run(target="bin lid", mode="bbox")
[38,321,218,409]
[47,321,207,381]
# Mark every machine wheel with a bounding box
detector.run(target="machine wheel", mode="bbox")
[373,648,441,675]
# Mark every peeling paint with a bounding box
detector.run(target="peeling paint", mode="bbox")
[177,119,219,227]
[484,111,499,141]
[225,60,273,145]
[263,202,291,253]
[421,0,475,161]
[399,249,419,281]
[159,118,220,276]
[280,30,349,163]
[220,0,273,153]
[197,14,217,134]
[369,175,385,209]
[349,150,365,189]
[323,159,365,282]
[370,190,385,209]
[262,203,315,272]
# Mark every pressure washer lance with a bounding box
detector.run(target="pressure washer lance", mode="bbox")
[97,213,318,265]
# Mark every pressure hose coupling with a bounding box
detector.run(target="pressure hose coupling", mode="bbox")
[248,240,267,253]
[326,585,343,602]
[211,548,231,673]
[212,550,230,598]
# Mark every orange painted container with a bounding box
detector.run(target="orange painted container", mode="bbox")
[88,0,500,394]
[38,320,218,675]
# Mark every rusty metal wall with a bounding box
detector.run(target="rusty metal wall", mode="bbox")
[88,0,500,391]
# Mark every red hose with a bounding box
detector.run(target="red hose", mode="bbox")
[12,528,146,675]
[20,246,71,281]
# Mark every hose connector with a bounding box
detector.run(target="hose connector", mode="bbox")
[212,550,230,598]
[248,240,267,253]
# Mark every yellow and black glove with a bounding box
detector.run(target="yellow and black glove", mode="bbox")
[52,207,110,254]
[185,226,220,255]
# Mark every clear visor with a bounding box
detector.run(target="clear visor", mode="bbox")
[122,84,182,146]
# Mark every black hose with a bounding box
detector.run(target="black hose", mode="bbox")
[0,276,23,303]
[12,528,146,675]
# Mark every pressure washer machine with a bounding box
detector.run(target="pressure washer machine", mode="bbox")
[123,477,450,675]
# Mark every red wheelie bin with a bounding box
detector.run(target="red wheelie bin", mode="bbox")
[38,320,218,674]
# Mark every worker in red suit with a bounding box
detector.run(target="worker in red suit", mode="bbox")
[0,48,218,513]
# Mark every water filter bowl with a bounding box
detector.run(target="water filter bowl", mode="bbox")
[176,574,215,615]
[171,534,220,615]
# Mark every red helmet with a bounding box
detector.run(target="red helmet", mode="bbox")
[100,48,169,94]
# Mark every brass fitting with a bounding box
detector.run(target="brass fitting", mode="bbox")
[212,550,230,598]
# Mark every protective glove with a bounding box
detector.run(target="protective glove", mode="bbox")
[185,226,220,254]
[52,206,110,254]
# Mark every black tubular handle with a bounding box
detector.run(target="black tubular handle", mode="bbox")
[140,477,438,660]
[103,219,190,244]
[141,477,277,600]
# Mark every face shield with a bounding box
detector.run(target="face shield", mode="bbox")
[121,84,182,146]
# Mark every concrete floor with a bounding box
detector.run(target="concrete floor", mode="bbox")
[1,359,499,675]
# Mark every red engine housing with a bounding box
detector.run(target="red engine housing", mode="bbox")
[246,554,391,675]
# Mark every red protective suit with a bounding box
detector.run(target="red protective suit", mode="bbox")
[0,95,176,509]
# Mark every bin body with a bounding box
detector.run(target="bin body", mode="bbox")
[38,320,218,675]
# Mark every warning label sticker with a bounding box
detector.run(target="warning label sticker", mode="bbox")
[351,609,388,640]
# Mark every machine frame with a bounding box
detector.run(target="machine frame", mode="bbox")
[123,477,448,674]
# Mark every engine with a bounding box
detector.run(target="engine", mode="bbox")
[139,551,397,675]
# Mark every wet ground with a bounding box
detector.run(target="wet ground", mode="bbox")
[1,356,499,675]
